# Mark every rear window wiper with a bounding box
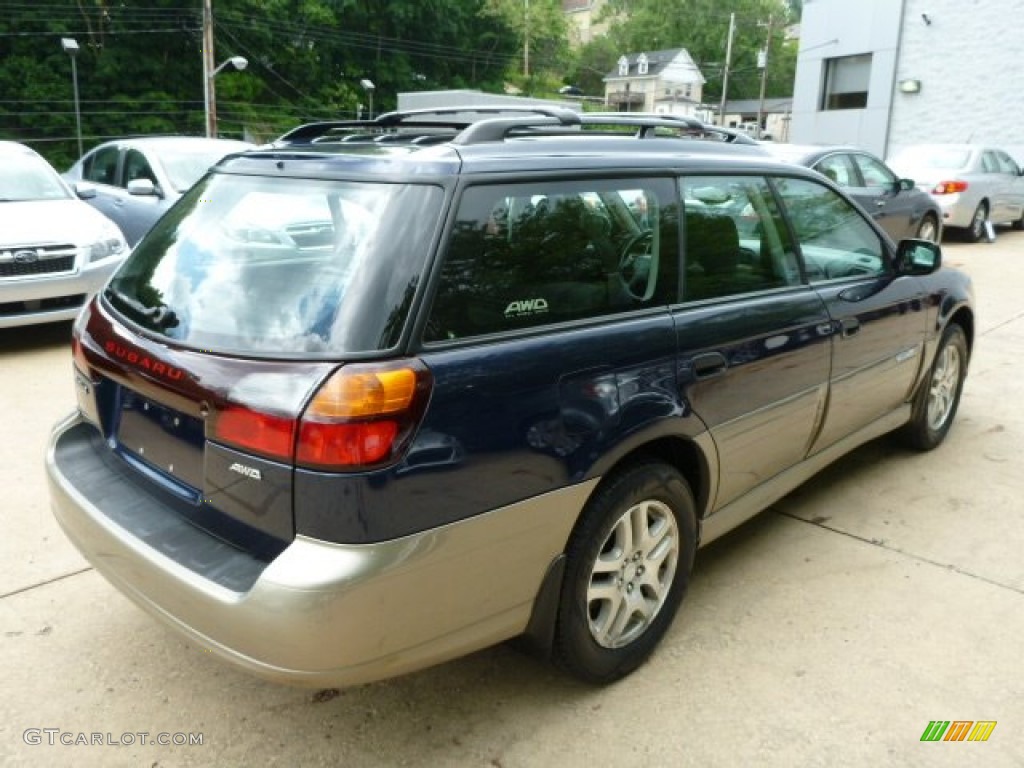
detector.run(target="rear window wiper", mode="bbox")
[104,286,179,330]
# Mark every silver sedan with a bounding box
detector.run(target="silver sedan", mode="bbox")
[65,136,253,246]
[887,144,1024,242]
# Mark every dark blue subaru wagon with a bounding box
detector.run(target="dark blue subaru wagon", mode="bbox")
[47,108,974,686]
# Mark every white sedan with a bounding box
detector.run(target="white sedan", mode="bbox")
[0,141,128,328]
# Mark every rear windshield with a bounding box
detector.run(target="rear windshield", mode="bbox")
[105,173,443,356]
[892,146,971,171]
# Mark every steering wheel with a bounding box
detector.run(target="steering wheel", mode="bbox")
[618,229,654,299]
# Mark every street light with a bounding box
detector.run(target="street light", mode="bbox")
[360,79,375,120]
[203,55,247,138]
[61,37,83,157]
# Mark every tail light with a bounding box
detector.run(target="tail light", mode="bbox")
[212,359,432,471]
[297,360,432,469]
[216,406,296,462]
[932,180,968,195]
[71,334,90,375]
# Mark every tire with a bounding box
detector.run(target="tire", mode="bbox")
[915,213,939,243]
[1012,207,1024,231]
[554,462,697,684]
[899,324,968,450]
[965,202,988,243]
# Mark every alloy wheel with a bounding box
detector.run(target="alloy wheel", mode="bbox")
[586,499,679,649]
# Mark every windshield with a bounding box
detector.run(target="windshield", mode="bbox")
[105,173,443,356]
[159,146,249,192]
[0,152,72,201]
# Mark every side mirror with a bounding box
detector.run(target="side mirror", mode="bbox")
[73,181,97,200]
[897,178,915,192]
[127,178,160,198]
[896,238,941,275]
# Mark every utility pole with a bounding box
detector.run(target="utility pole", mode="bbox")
[202,0,216,137]
[523,0,530,78]
[756,14,774,140]
[718,13,735,127]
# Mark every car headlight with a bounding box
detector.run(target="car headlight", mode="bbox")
[88,225,128,263]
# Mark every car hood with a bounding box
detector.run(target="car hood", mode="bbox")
[0,199,121,246]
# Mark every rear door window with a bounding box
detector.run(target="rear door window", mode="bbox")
[424,179,678,342]
[105,173,443,356]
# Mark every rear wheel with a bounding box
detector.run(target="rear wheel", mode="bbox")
[554,462,696,684]
[915,213,939,243]
[965,202,988,243]
[900,323,967,450]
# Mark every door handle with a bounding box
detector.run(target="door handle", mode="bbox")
[875,199,886,207]
[841,318,861,338]
[692,352,728,379]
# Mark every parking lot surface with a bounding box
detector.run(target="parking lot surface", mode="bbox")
[2,233,1022,767]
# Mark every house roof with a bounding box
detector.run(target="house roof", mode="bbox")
[605,48,703,82]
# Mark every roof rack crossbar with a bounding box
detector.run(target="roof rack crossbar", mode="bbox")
[451,114,582,145]
[373,105,581,127]
[275,106,582,145]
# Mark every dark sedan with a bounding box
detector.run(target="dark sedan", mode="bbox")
[763,144,943,244]
[65,136,253,246]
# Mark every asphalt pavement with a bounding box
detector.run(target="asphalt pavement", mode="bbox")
[1,232,1022,767]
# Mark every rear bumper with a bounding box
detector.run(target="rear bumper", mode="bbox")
[47,413,589,686]
[0,256,122,328]
[931,193,973,229]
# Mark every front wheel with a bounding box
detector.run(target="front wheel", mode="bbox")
[916,213,939,243]
[899,324,968,450]
[554,462,696,684]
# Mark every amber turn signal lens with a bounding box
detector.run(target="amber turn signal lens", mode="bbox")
[306,367,418,419]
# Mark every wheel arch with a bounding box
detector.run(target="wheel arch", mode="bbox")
[518,434,713,659]
[949,305,974,359]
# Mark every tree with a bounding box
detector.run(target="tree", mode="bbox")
[0,0,521,167]
[568,36,620,97]
[479,0,571,94]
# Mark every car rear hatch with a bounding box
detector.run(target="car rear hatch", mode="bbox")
[72,300,335,552]
[68,165,445,554]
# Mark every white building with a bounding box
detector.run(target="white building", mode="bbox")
[791,0,1024,162]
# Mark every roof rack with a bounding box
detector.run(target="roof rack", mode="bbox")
[273,105,756,148]
[275,105,582,146]
[578,113,757,144]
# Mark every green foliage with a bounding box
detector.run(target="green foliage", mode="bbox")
[568,36,620,96]
[0,0,520,167]
[480,0,571,89]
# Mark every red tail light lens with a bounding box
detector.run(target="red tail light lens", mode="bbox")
[297,359,432,470]
[71,334,90,375]
[298,421,399,466]
[215,405,296,462]
[932,180,968,195]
